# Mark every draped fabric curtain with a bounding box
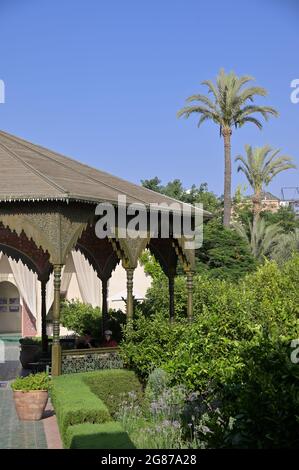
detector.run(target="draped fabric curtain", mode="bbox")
[8,257,38,317]
[72,250,101,307]
[0,250,101,316]
[46,272,54,314]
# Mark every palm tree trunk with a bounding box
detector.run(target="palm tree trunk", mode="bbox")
[252,189,262,235]
[222,128,232,227]
[252,190,262,217]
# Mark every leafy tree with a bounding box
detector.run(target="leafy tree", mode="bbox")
[196,220,256,280]
[141,177,164,193]
[262,206,299,233]
[177,69,278,226]
[139,250,164,281]
[60,300,101,338]
[141,178,221,214]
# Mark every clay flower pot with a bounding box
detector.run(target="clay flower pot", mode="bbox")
[13,390,48,421]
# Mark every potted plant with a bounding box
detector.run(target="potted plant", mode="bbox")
[11,372,51,421]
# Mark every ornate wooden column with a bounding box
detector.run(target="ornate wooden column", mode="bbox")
[101,277,109,333]
[168,272,175,323]
[41,279,48,355]
[126,267,134,321]
[52,264,62,376]
[186,270,194,322]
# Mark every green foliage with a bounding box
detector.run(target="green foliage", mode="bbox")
[197,220,257,280]
[144,368,170,403]
[106,309,127,343]
[141,178,221,214]
[263,206,299,233]
[120,255,299,447]
[139,250,164,280]
[51,372,111,446]
[177,69,278,133]
[121,255,299,386]
[11,372,51,391]
[235,145,296,197]
[139,276,187,319]
[217,337,299,448]
[65,422,135,449]
[233,217,283,262]
[271,228,299,265]
[115,380,189,449]
[140,219,256,282]
[60,300,101,338]
[19,337,43,346]
[85,369,143,418]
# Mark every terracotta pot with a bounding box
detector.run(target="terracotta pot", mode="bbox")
[13,390,48,421]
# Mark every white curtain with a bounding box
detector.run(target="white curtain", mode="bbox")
[72,250,101,307]
[46,272,54,313]
[8,257,38,317]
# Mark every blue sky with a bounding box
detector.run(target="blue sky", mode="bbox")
[0,0,298,198]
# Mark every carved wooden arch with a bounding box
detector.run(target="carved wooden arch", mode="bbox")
[76,224,120,281]
[173,237,195,272]
[148,238,178,276]
[0,223,52,281]
[0,201,94,265]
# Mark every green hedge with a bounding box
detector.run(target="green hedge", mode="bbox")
[65,422,135,449]
[84,369,143,417]
[51,373,111,446]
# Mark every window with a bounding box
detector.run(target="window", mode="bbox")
[0,296,20,313]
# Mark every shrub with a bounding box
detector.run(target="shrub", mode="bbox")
[120,255,299,448]
[11,372,51,391]
[65,422,135,449]
[51,373,111,446]
[217,336,299,448]
[84,369,143,418]
[60,300,101,338]
[19,337,43,346]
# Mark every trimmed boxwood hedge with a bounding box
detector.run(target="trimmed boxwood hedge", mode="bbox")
[51,373,111,445]
[84,369,143,417]
[65,422,136,449]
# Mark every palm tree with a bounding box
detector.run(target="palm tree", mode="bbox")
[271,228,299,265]
[235,145,296,229]
[233,217,283,262]
[177,69,278,227]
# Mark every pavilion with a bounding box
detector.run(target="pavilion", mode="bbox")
[0,130,210,375]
